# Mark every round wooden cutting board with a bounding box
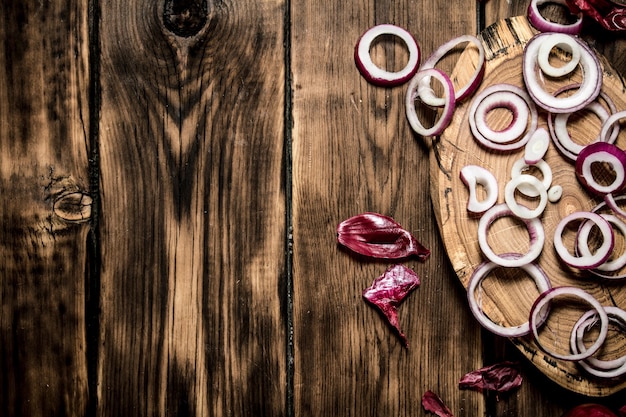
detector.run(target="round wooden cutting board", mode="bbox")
[430,16,626,396]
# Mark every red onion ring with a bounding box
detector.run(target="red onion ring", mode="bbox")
[354,24,420,87]
[467,257,552,337]
[416,35,485,106]
[505,174,549,219]
[405,68,456,137]
[571,306,626,378]
[553,211,614,270]
[511,158,553,198]
[523,33,602,114]
[477,203,545,267]
[529,286,609,361]
[581,196,626,280]
[460,165,499,214]
[575,142,626,197]
[527,0,584,34]
[474,91,530,144]
[553,102,612,158]
[469,84,538,152]
[537,33,582,77]
[578,214,626,272]
[600,109,626,143]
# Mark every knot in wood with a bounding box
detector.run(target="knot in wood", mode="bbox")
[53,192,93,223]
[164,0,208,38]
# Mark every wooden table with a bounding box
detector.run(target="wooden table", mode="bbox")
[1,0,625,415]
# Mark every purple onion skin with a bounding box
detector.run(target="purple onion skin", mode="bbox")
[337,212,431,260]
[562,404,618,417]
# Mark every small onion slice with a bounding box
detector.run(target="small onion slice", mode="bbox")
[467,257,552,337]
[553,211,614,270]
[575,142,626,197]
[571,306,626,378]
[417,35,485,106]
[469,84,538,152]
[537,33,581,77]
[504,174,548,219]
[525,127,551,165]
[527,0,583,34]
[478,203,545,267]
[523,33,601,113]
[354,24,420,87]
[510,158,553,198]
[460,165,499,214]
[530,286,609,361]
[405,68,456,137]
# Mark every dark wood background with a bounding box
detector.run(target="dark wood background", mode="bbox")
[1,0,625,416]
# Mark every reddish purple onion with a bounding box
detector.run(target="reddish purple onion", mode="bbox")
[575,142,626,197]
[363,264,420,347]
[562,404,619,417]
[458,361,523,394]
[337,212,431,260]
[354,24,420,87]
[421,390,454,417]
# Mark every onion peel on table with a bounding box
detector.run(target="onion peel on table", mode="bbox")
[458,361,523,396]
[567,0,626,31]
[421,390,454,417]
[362,264,420,347]
[337,212,430,261]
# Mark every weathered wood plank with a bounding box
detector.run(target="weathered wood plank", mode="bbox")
[0,1,92,416]
[291,1,483,416]
[96,1,286,415]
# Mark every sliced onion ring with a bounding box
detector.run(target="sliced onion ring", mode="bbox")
[571,306,626,378]
[416,35,485,106]
[548,86,619,161]
[527,0,583,34]
[553,211,614,270]
[523,33,601,113]
[467,257,552,337]
[469,84,538,152]
[575,142,626,196]
[405,68,456,137]
[511,158,553,198]
[537,33,581,77]
[530,286,609,361]
[474,91,530,144]
[600,109,626,143]
[578,214,626,272]
[584,196,626,280]
[354,24,420,87]
[505,174,548,219]
[477,203,545,267]
[460,165,499,214]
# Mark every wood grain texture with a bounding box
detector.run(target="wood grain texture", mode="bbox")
[0,1,91,416]
[96,0,286,415]
[291,1,485,416]
[432,16,626,397]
